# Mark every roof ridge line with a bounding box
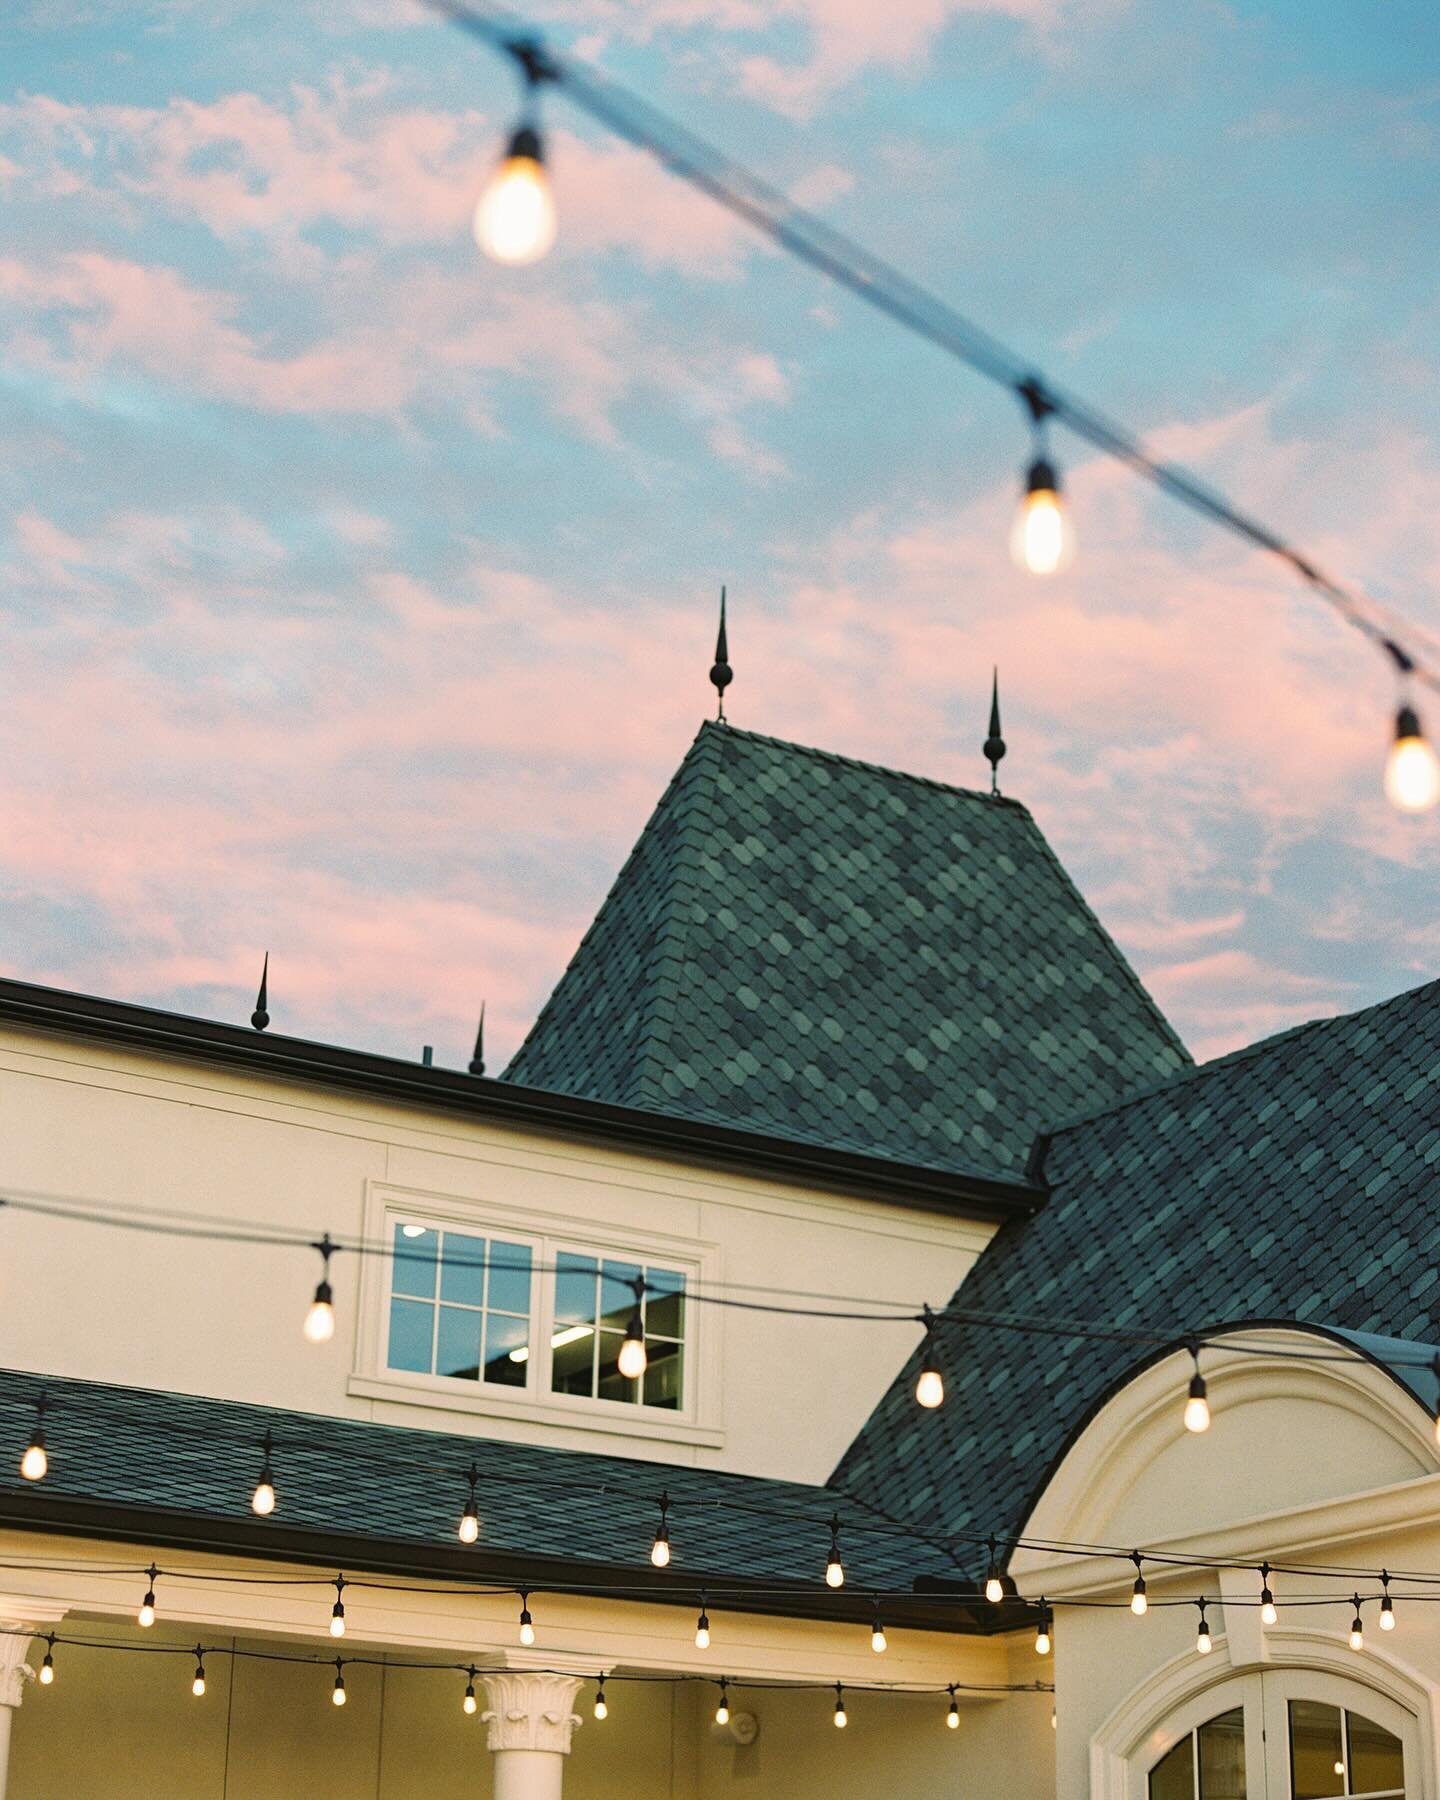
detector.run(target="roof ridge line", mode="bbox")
[699,719,1018,809]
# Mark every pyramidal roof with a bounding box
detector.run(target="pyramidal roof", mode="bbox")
[503,723,1190,1180]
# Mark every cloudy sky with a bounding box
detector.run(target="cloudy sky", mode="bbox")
[2,0,1438,1071]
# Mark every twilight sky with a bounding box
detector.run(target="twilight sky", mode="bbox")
[2,0,1438,1072]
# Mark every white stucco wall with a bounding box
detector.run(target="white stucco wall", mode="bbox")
[0,1024,995,1483]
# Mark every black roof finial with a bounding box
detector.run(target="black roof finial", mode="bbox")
[468,1002,486,1077]
[251,953,270,1032]
[983,669,1007,798]
[709,586,733,723]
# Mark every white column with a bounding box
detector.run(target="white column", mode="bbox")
[480,1671,584,1800]
[0,1602,68,1800]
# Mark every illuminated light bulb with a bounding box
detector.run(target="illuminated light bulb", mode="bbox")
[1260,1567,1278,1626]
[946,1692,960,1730]
[1385,706,1440,813]
[833,1686,848,1729]
[459,1468,481,1545]
[192,1662,207,1698]
[915,1366,945,1409]
[1334,1763,1346,1779]
[463,1680,478,1716]
[1196,1607,1212,1656]
[519,1599,536,1647]
[138,1573,158,1629]
[331,1578,347,1639]
[1183,1368,1210,1434]
[1011,458,1072,576]
[38,1641,54,1685]
[870,1614,887,1655]
[695,1608,711,1651]
[1130,1563,1147,1618]
[304,1281,335,1344]
[650,1492,671,1568]
[825,1517,845,1589]
[333,1668,347,1707]
[20,1437,47,1483]
[594,1681,608,1721]
[985,1575,1004,1605]
[474,125,557,267]
[618,1308,648,1381]
[252,1437,277,1516]
[1349,1615,1364,1652]
[715,1680,730,1726]
[1035,1612,1052,1657]
[1381,1588,1396,1631]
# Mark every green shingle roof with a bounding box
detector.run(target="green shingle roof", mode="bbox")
[831,978,1440,1567]
[505,723,1190,1179]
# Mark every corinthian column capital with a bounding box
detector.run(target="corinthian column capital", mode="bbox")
[479,1671,584,1756]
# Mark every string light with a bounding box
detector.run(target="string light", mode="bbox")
[915,1306,945,1409]
[38,1636,54,1686]
[519,1592,535,1647]
[20,1397,47,1482]
[946,1685,960,1730]
[1260,1565,1278,1627]
[475,44,557,267]
[303,1235,336,1344]
[594,1677,608,1721]
[1012,382,1071,577]
[1183,1344,1210,1434]
[1129,1554,1147,1617]
[715,1678,730,1726]
[458,1465,481,1545]
[332,1661,347,1706]
[192,1649,207,1697]
[694,1596,711,1651]
[825,1515,845,1590]
[1349,1597,1364,1652]
[251,1432,276,1516]
[1384,703,1440,814]
[650,1492,672,1568]
[463,1668,479,1715]
[984,1538,1005,1605]
[1035,1605,1052,1657]
[330,1577,347,1639]
[1195,1600,1212,1656]
[1380,1573,1396,1632]
[618,1278,649,1381]
[138,1567,159,1629]
[833,1683,848,1729]
[870,1598,887,1654]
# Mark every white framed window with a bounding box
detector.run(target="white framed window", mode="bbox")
[353,1184,721,1447]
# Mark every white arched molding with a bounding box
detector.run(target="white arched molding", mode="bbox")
[1011,1329,1440,1596]
[1089,1626,1439,1800]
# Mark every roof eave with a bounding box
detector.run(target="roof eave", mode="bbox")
[0,978,1045,1222]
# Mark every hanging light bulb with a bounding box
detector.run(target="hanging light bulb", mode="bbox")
[330,1577,347,1639]
[833,1684,848,1729]
[825,1516,845,1590]
[1349,1597,1364,1652]
[332,1662,347,1707]
[1380,1573,1396,1632]
[1130,1555,1147,1617]
[1183,1345,1210,1433]
[650,1493,672,1568]
[251,1433,276,1516]
[946,1687,960,1730]
[475,124,557,266]
[1011,381,1071,576]
[984,1539,1005,1605]
[1196,1602,1212,1656]
[1260,1564,1278,1627]
[192,1651,207,1698]
[695,1598,711,1650]
[20,1398,48,1482]
[618,1279,648,1381]
[304,1235,337,1344]
[870,1600,887,1654]
[915,1306,945,1409]
[138,1568,159,1629]
[38,1637,55,1686]
[715,1679,730,1727]
[519,1593,536,1647]
[463,1670,478,1716]
[458,1467,481,1545]
[1035,1606,1052,1657]
[1385,705,1440,813]
[594,1677,608,1721]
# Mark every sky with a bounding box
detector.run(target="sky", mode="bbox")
[1,0,1438,1072]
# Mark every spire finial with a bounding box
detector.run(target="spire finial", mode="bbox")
[251,953,270,1032]
[468,1002,486,1077]
[709,586,733,723]
[983,668,1007,798]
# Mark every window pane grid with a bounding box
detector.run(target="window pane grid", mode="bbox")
[550,1254,687,1411]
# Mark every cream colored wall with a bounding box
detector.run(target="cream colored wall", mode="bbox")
[0,1026,994,1482]
[7,1622,1054,1800]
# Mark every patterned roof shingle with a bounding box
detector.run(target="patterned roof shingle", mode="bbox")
[831,979,1440,1565]
[504,723,1190,1179]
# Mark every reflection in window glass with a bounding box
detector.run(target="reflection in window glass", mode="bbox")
[386,1224,532,1387]
[550,1255,687,1410]
[1149,1734,1195,1800]
[1347,1709,1404,1795]
[1291,1701,1345,1800]
[1199,1709,1247,1800]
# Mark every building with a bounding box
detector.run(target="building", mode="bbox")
[0,707,1434,1799]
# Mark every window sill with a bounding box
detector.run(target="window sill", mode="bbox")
[347,1372,727,1449]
